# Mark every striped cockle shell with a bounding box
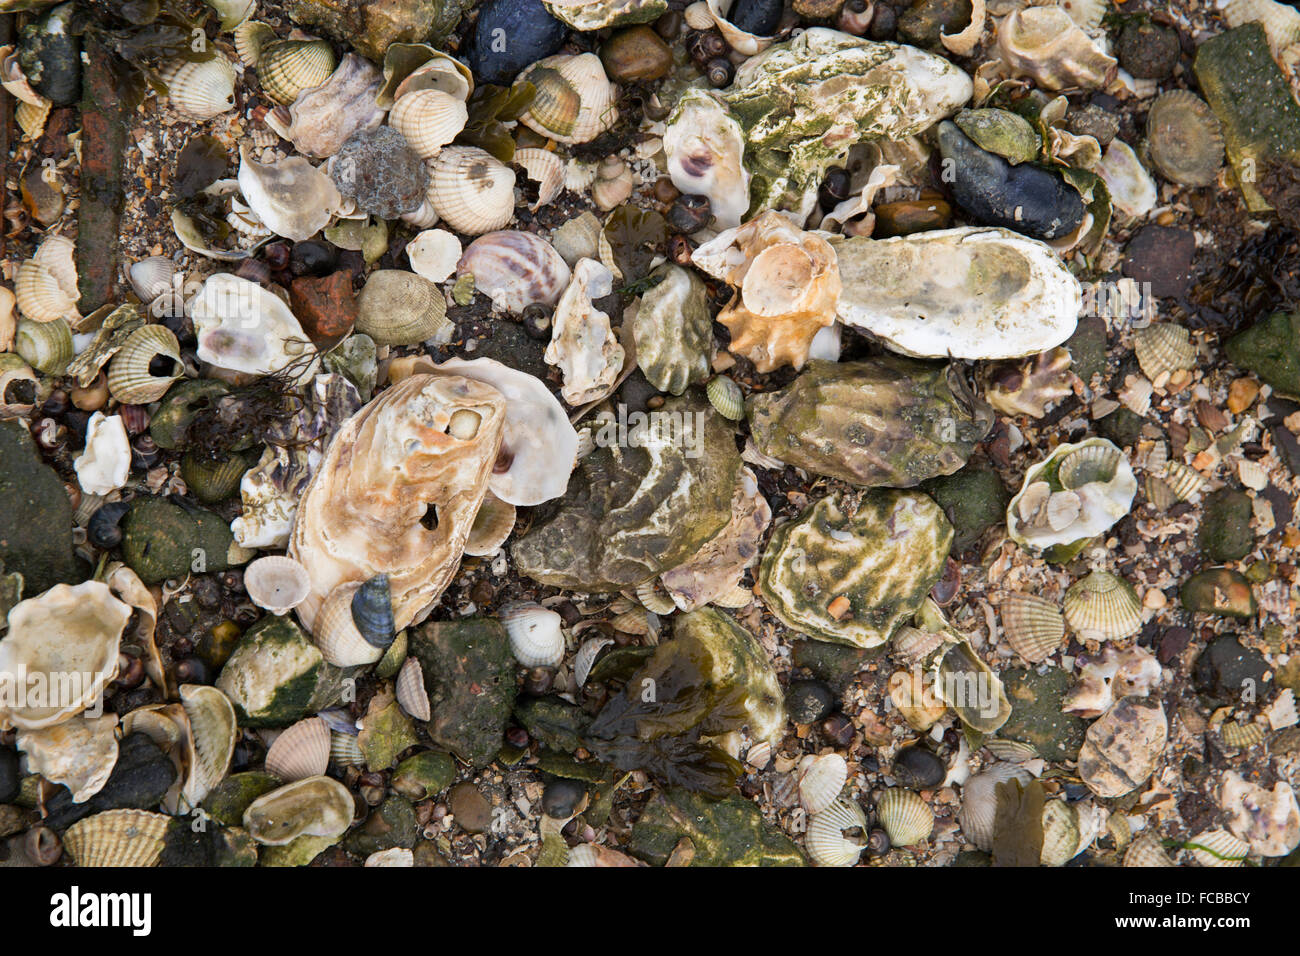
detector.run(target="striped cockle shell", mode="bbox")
[127,256,179,305]
[876,788,934,847]
[499,601,565,669]
[1040,799,1090,866]
[427,146,517,236]
[706,375,745,421]
[233,19,275,67]
[243,555,312,616]
[395,657,431,721]
[312,581,384,667]
[355,269,450,347]
[161,54,237,121]
[635,580,677,615]
[455,230,571,314]
[958,763,1033,850]
[1063,570,1143,642]
[329,729,364,766]
[258,38,336,105]
[389,88,468,160]
[16,98,51,140]
[517,53,618,145]
[264,716,331,781]
[1184,828,1249,867]
[1123,830,1175,867]
[62,809,171,867]
[806,797,868,867]
[1133,323,1196,382]
[514,147,566,211]
[1161,461,1207,502]
[1000,592,1065,663]
[1057,441,1125,490]
[16,234,79,323]
[105,325,184,405]
[798,753,848,815]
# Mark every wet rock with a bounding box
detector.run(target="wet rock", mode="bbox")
[747,358,993,488]
[18,3,80,106]
[600,25,673,83]
[512,397,741,592]
[937,121,1085,242]
[1078,697,1167,798]
[392,752,456,801]
[448,783,493,834]
[897,0,973,47]
[1096,407,1145,449]
[892,745,946,789]
[1122,225,1195,298]
[872,197,953,237]
[1180,568,1258,618]
[42,734,176,831]
[922,463,1009,552]
[1116,21,1180,81]
[785,679,836,725]
[729,0,783,35]
[1199,488,1255,561]
[331,126,429,219]
[514,696,589,753]
[467,0,569,85]
[0,420,83,595]
[285,0,469,63]
[1226,310,1300,396]
[345,795,419,855]
[1064,316,1108,385]
[0,747,18,804]
[1193,635,1270,706]
[410,618,516,769]
[998,668,1088,762]
[290,272,358,346]
[790,640,875,692]
[122,497,235,584]
[1157,626,1193,665]
[160,821,258,867]
[202,772,283,828]
[215,616,343,727]
[629,787,805,866]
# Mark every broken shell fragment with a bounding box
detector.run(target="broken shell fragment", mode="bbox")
[996,6,1118,91]
[544,258,625,406]
[455,230,571,315]
[279,53,386,160]
[17,714,119,803]
[395,657,430,721]
[74,412,131,496]
[406,229,462,284]
[1218,772,1300,857]
[1133,323,1197,381]
[1078,697,1167,798]
[105,325,184,405]
[15,234,79,324]
[981,347,1074,419]
[632,264,713,394]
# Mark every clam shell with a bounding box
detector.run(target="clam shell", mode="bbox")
[1123,831,1174,867]
[244,555,312,615]
[1146,91,1224,188]
[1185,828,1249,867]
[706,375,745,421]
[243,775,354,846]
[355,270,450,347]
[455,230,571,314]
[876,787,934,847]
[62,809,170,867]
[514,147,566,211]
[464,492,517,557]
[351,574,397,649]
[161,55,237,121]
[957,763,1032,850]
[805,797,868,867]
[312,581,384,667]
[180,683,238,808]
[500,601,566,668]
[1057,442,1124,490]
[1000,592,1065,663]
[105,324,184,404]
[517,54,617,145]
[128,256,179,305]
[15,316,73,374]
[258,39,336,106]
[1133,323,1196,381]
[264,716,331,781]
[798,753,848,814]
[1063,570,1143,641]
[329,729,364,766]
[389,89,468,160]
[395,657,431,721]
[427,146,517,236]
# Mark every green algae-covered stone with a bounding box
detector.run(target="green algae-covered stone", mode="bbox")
[202,771,283,827]
[632,264,713,396]
[1199,488,1255,561]
[357,692,419,771]
[629,787,806,866]
[514,696,590,754]
[1181,568,1258,618]
[160,820,259,867]
[997,667,1087,762]
[215,616,342,727]
[122,496,236,584]
[922,462,1009,551]
[409,617,515,769]
[343,794,418,856]
[759,490,953,648]
[392,751,457,801]
[0,420,83,594]
[512,396,742,592]
[259,833,339,867]
[747,358,992,488]
[1226,310,1300,397]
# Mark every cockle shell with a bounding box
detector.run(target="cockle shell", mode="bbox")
[127,256,179,306]
[278,53,386,159]
[693,211,840,373]
[355,270,450,347]
[1134,322,1197,382]
[190,272,319,383]
[105,325,184,404]
[289,374,507,632]
[311,581,382,667]
[427,146,517,236]
[544,258,625,406]
[514,148,566,211]
[1124,831,1174,867]
[395,657,430,720]
[244,555,313,615]
[14,316,72,374]
[1063,570,1143,641]
[406,229,462,283]
[161,54,237,120]
[384,48,474,106]
[1224,0,1300,54]
[1000,592,1065,663]
[233,19,274,67]
[996,6,1118,91]
[455,230,571,314]
[62,809,170,867]
[806,797,868,867]
[74,412,131,497]
[17,714,119,803]
[958,763,1033,850]
[237,146,343,243]
[265,716,331,781]
[1185,828,1249,867]
[876,788,933,846]
[500,602,566,668]
[243,775,354,845]
[1040,798,1100,866]
[798,753,848,814]
[389,88,468,161]
[517,53,618,145]
[258,38,336,106]
[664,89,751,230]
[15,234,79,323]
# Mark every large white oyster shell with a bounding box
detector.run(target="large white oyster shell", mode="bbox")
[190,273,319,383]
[664,89,751,230]
[237,145,343,241]
[18,714,120,803]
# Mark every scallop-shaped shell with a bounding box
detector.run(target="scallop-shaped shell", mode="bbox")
[180,683,238,807]
[958,763,1033,850]
[805,797,868,867]
[355,270,450,347]
[427,146,517,236]
[1160,461,1207,502]
[1063,570,1143,641]
[329,729,364,766]
[16,235,79,323]
[161,54,237,121]
[1145,91,1224,188]
[1124,830,1174,867]
[876,788,934,846]
[244,555,312,615]
[891,625,946,666]
[62,809,171,867]
[1133,323,1196,381]
[265,716,331,781]
[798,753,848,815]
[1060,0,1107,31]
[16,98,51,140]
[464,492,517,557]
[996,6,1117,91]
[1185,828,1249,867]
[706,375,745,421]
[456,231,571,314]
[1221,720,1266,748]
[1001,592,1065,663]
[1057,442,1125,490]
[312,581,383,667]
[105,325,183,404]
[15,316,73,374]
[635,580,677,615]
[128,256,179,304]
[243,775,354,846]
[389,89,468,160]
[500,601,565,668]
[517,54,617,145]
[395,657,431,721]
[233,19,275,67]
[514,148,566,211]
[258,39,336,106]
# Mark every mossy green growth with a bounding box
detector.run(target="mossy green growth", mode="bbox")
[1225,310,1300,397]
[122,496,235,584]
[215,616,342,727]
[922,462,1009,552]
[514,696,590,754]
[997,667,1087,762]
[629,788,805,866]
[343,795,418,856]
[202,772,283,827]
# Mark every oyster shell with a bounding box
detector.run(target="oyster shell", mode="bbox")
[544,0,667,31]
[17,714,119,803]
[663,89,752,230]
[236,146,343,243]
[632,264,713,394]
[995,6,1118,91]
[1007,438,1137,551]
[1078,697,1167,798]
[1218,772,1300,857]
[243,775,353,845]
[190,273,319,384]
[74,412,130,496]
[544,258,625,406]
[276,53,386,159]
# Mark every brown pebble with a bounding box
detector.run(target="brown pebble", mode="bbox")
[290,271,357,345]
[653,177,680,204]
[1226,378,1259,414]
[70,373,109,411]
[448,782,493,834]
[600,25,673,84]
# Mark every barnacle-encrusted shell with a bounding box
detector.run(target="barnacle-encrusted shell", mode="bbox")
[243,775,354,845]
[1078,696,1167,798]
[289,374,507,632]
[237,146,343,243]
[544,257,625,406]
[63,809,171,867]
[389,88,469,160]
[265,716,331,781]
[279,53,386,159]
[17,714,119,803]
[1063,570,1143,641]
[876,788,934,846]
[455,230,571,314]
[1218,772,1300,857]
[1145,91,1224,188]
[244,556,313,615]
[1008,439,1137,550]
[105,325,183,404]
[517,53,618,145]
[355,270,450,347]
[1133,323,1197,381]
[191,273,318,383]
[500,602,566,668]
[798,753,848,814]
[833,227,1082,360]
[543,0,667,30]
[806,797,868,866]
[427,146,517,236]
[15,234,79,323]
[663,89,751,229]
[758,490,953,648]
[996,6,1118,91]
[632,264,713,394]
[0,582,128,731]
[1000,592,1065,663]
[258,38,336,106]
[161,54,237,120]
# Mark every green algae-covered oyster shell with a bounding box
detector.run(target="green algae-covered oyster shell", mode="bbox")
[629,787,806,866]
[954,108,1042,165]
[746,357,993,487]
[759,490,953,648]
[215,616,342,727]
[512,396,742,592]
[632,264,713,396]
[718,27,972,217]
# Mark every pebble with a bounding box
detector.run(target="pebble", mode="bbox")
[785,679,836,724]
[601,26,674,84]
[1122,225,1196,298]
[448,782,493,834]
[290,271,359,345]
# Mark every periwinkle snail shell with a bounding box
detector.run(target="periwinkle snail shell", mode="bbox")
[351,573,396,649]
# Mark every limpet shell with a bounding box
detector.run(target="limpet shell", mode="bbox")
[1000,592,1065,663]
[355,270,450,347]
[389,89,469,160]
[455,230,571,314]
[500,601,565,668]
[517,53,618,145]
[62,809,171,867]
[1133,323,1196,381]
[805,797,867,867]
[427,146,517,236]
[798,753,848,815]
[1063,570,1143,641]
[244,555,312,615]
[1145,91,1224,188]
[395,657,431,721]
[105,325,184,404]
[876,788,933,847]
[264,716,331,781]
[258,39,336,106]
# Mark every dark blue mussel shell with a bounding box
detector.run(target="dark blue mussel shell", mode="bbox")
[351,573,397,649]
